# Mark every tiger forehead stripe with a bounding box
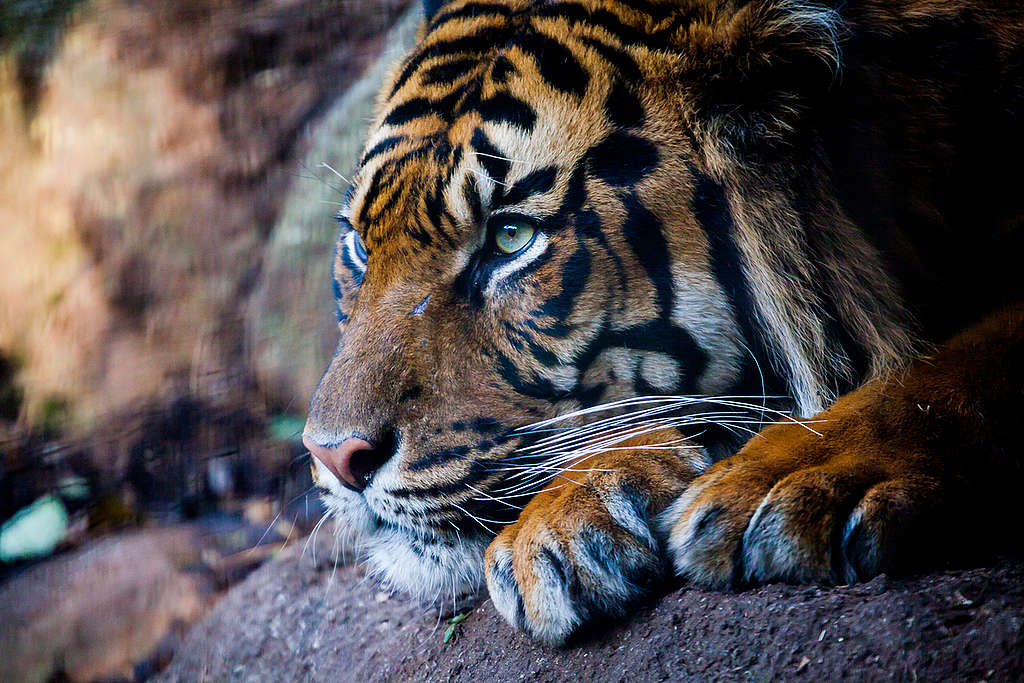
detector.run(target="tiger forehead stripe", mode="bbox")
[347,1,672,253]
[382,1,667,128]
[428,2,513,29]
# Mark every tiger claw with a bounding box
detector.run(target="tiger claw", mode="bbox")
[484,479,664,645]
[484,440,706,644]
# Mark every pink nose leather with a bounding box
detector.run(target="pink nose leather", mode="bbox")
[303,435,375,491]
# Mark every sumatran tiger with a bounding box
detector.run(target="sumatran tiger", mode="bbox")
[301,0,1024,645]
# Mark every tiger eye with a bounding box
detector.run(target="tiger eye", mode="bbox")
[494,220,535,255]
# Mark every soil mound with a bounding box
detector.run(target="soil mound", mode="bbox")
[159,537,1024,681]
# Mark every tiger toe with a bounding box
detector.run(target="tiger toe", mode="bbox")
[663,424,947,589]
[485,478,665,645]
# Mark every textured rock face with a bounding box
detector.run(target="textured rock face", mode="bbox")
[246,5,422,411]
[158,533,1024,682]
[0,0,412,549]
[0,0,410,432]
[0,528,206,683]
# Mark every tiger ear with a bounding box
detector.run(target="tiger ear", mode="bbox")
[423,0,448,21]
[678,0,842,152]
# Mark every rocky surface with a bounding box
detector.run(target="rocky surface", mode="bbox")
[0,517,297,683]
[0,528,207,682]
[160,535,1024,682]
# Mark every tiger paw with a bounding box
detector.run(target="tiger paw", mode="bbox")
[484,439,708,645]
[660,392,944,589]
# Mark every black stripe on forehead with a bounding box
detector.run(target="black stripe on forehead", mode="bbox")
[386,62,513,130]
[580,36,642,82]
[353,137,469,247]
[430,143,464,215]
[387,4,660,138]
[605,80,644,129]
[423,176,459,248]
[384,97,436,126]
[511,30,589,98]
[533,3,653,47]
[420,57,480,86]
[360,136,405,167]
[586,131,660,187]
[616,0,676,21]
[357,164,390,227]
[429,2,514,29]
[470,127,510,186]
[489,55,516,83]
[476,92,537,131]
[501,166,557,206]
[398,0,669,114]
[355,142,433,231]
[390,29,506,99]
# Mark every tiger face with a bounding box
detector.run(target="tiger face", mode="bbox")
[302,0,872,606]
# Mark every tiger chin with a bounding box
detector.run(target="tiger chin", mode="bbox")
[302,0,1024,647]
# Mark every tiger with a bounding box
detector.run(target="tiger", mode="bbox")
[301,0,1024,646]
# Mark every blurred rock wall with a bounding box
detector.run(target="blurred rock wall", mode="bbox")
[0,0,416,435]
[248,5,422,412]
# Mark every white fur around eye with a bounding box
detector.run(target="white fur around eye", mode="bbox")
[484,232,549,298]
[344,230,367,270]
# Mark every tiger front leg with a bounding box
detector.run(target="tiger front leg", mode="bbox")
[662,307,1024,589]
[484,430,709,646]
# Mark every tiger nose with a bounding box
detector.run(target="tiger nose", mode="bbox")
[303,435,385,493]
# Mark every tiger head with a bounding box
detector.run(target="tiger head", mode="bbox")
[302,0,912,604]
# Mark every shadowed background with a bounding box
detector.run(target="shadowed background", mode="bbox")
[3,3,1023,682]
[0,1,417,679]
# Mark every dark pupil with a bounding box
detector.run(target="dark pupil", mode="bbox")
[502,225,518,241]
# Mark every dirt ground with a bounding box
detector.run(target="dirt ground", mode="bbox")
[158,534,1024,682]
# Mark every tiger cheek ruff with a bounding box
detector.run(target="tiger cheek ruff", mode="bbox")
[302,0,1024,646]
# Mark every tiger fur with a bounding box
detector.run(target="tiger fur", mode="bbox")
[302,0,1024,645]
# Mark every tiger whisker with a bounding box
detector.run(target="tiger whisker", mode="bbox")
[516,395,795,432]
[737,338,770,430]
[486,468,617,495]
[326,530,341,595]
[513,411,758,457]
[297,160,347,194]
[447,501,507,532]
[466,167,509,187]
[511,403,708,451]
[522,414,785,455]
[489,418,732,487]
[317,161,352,186]
[304,509,331,565]
[514,400,779,448]
[257,484,316,548]
[466,484,523,510]
[514,408,757,454]
[474,481,573,503]
[517,404,822,457]
[473,150,534,165]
